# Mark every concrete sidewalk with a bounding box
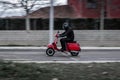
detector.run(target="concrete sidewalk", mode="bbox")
[0,46,120,50]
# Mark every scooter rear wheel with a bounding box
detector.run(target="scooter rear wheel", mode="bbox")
[70,51,79,56]
[46,48,55,56]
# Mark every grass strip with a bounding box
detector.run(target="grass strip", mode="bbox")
[0,60,120,80]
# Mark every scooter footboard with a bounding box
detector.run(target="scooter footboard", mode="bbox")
[67,42,81,51]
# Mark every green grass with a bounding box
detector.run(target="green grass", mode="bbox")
[0,60,120,80]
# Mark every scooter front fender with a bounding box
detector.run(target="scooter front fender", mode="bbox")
[47,43,54,49]
[47,43,59,50]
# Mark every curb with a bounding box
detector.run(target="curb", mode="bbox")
[81,47,120,50]
[0,47,120,50]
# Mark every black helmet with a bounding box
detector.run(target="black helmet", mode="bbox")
[62,19,70,30]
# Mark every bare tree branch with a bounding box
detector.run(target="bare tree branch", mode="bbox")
[29,0,37,10]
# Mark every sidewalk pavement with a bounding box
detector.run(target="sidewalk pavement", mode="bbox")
[0,47,120,50]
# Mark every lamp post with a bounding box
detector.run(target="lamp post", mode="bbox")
[100,0,105,30]
[100,0,105,42]
[49,0,54,44]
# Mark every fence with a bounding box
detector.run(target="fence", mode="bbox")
[0,30,120,47]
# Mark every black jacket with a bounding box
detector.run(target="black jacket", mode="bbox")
[60,28,74,41]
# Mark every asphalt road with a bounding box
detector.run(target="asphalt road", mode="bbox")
[0,49,120,62]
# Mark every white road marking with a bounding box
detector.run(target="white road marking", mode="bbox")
[12,60,120,63]
[4,59,32,61]
[98,58,120,60]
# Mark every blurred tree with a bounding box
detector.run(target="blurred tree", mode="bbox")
[0,0,50,31]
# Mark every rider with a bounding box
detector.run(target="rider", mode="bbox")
[59,19,74,51]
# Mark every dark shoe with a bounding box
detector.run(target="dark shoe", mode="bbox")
[60,48,65,52]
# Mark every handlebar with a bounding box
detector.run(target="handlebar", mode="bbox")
[55,31,66,39]
[55,34,59,37]
[55,31,60,37]
[57,30,59,33]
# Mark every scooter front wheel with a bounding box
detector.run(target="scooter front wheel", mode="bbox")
[46,48,55,56]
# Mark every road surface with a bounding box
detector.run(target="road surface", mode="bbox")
[0,49,120,63]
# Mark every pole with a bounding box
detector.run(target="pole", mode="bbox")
[100,0,104,30]
[26,16,30,32]
[49,0,54,44]
[100,0,105,43]
[25,1,30,32]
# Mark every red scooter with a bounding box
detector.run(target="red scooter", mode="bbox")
[46,31,81,56]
